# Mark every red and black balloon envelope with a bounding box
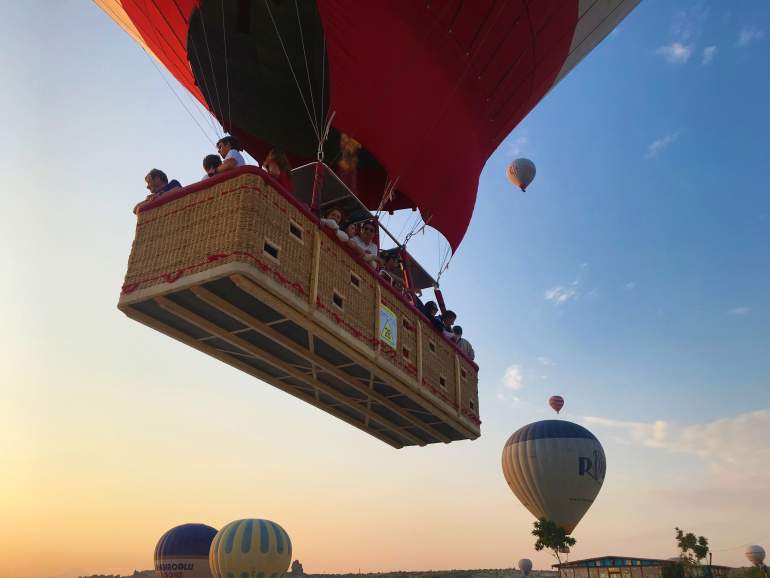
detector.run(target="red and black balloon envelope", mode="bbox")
[97,0,638,252]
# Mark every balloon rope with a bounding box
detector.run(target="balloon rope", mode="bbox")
[125,0,221,139]
[320,33,327,141]
[294,0,320,136]
[141,49,217,147]
[198,5,227,131]
[262,0,321,142]
[188,39,225,137]
[220,0,232,132]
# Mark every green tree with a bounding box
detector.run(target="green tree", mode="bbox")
[674,527,710,564]
[532,518,577,565]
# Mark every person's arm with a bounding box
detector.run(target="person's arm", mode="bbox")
[217,158,237,172]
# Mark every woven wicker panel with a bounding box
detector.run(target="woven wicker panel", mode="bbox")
[124,174,263,293]
[316,233,377,349]
[458,357,480,424]
[420,320,457,407]
[235,183,314,300]
[122,173,314,299]
[379,293,419,380]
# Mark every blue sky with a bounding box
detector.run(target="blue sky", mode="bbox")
[1,2,769,578]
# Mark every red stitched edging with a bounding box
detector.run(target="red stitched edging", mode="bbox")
[121,250,307,296]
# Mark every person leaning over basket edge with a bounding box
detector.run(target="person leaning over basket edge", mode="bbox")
[215,135,246,174]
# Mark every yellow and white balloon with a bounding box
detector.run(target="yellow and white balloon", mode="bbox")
[209,519,292,578]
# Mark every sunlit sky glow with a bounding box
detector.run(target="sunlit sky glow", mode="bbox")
[2,2,770,578]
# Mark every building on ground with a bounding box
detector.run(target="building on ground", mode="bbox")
[554,557,731,578]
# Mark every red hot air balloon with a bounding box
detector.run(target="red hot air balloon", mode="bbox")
[96,0,639,252]
[96,0,639,447]
[549,395,565,414]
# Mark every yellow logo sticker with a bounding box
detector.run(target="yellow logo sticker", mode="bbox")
[379,304,398,349]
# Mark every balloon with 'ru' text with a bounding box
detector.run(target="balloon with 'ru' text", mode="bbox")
[155,523,217,578]
[502,420,606,533]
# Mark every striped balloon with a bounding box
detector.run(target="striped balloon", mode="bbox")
[155,523,217,578]
[502,420,606,533]
[548,395,565,414]
[209,519,292,578]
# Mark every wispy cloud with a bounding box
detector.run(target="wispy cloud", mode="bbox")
[506,133,529,157]
[728,306,750,315]
[583,410,770,485]
[646,131,680,158]
[656,42,694,64]
[738,27,766,47]
[545,282,579,305]
[657,6,709,66]
[671,5,710,43]
[503,365,524,390]
[624,281,636,290]
[536,356,554,366]
[702,45,717,64]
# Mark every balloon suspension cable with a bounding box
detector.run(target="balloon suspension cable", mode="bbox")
[129,5,220,141]
[294,0,319,133]
[263,0,321,142]
[220,0,232,133]
[375,176,399,220]
[402,214,432,248]
[187,38,225,138]
[317,110,336,161]
[436,249,453,285]
[140,48,217,147]
[198,6,227,131]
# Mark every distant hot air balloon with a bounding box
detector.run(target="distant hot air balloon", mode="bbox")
[549,395,565,414]
[746,545,766,566]
[155,523,217,578]
[502,420,606,533]
[209,519,292,578]
[506,158,537,191]
[518,559,533,576]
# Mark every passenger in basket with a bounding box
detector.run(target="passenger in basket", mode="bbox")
[202,154,222,178]
[352,221,379,266]
[320,206,344,230]
[145,168,181,199]
[342,221,359,248]
[439,309,456,338]
[262,148,293,192]
[423,301,445,332]
[321,207,351,242]
[452,325,475,361]
[380,252,405,291]
[215,135,246,173]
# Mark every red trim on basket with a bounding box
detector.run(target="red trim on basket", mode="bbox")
[121,250,307,296]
